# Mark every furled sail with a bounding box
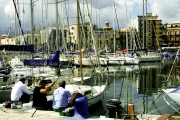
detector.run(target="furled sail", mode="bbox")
[23,50,60,67]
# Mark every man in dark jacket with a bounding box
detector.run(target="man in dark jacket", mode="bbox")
[32,80,56,110]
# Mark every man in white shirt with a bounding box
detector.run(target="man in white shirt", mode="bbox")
[11,77,33,104]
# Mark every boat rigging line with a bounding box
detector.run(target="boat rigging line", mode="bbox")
[113,1,121,49]
[12,0,26,45]
[152,55,178,104]
[118,73,125,101]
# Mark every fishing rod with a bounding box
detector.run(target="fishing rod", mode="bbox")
[0,108,7,113]
[31,73,81,117]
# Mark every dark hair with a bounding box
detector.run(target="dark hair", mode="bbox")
[19,77,26,82]
[59,80,66,88]
[39,80,47,85]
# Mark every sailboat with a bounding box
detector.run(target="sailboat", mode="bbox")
[162,88,180,106]
[65,0,106,106]
[161,53,180,106]
[0,50,61,103]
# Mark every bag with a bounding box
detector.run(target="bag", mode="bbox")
[3,101,11,108]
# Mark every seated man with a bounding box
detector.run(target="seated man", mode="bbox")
[52,81,72,112]
[11,77,33,105]
[32,80,56,110]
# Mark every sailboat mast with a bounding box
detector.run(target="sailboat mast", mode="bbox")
[145,0,147,49]
[125,2,128,53]
[14,0,17,38]
[143,0,145,49]
[55,0,59,50]
[77,0,84,85]
[30,0,34,45]
[113,1,115,55]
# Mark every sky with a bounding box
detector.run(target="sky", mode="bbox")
[0,0,180,35]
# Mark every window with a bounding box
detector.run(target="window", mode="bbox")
[71,27,74,30]
[35,38,38,42]
[106,40,108,44]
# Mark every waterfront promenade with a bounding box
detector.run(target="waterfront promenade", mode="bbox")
[0,103,120,120]
[0,103,164,120]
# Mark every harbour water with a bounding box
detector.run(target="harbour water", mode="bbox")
[1,57,180,119]
[86,57,180,118]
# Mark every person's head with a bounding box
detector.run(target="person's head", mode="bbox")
[59,80,66,88]
[19,77,27,84]
[39,80,47,88]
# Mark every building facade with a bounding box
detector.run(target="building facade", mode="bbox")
[39,27,66,53]
[136,13,163,50]
[162,23,180,47]
[67,21,135,52]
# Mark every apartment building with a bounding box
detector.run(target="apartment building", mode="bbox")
[162,23,180,47]
[136,13,163,49]
[0,22,137,53]
[67,21,134,52]
[0,35,16,45]
[67,22,112,51]
[39,27,66,52]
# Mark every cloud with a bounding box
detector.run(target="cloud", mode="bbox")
[4,5,14,17]
[146,0,180,24]
[1,0,180,35]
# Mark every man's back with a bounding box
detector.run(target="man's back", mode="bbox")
[52,87,72,109]
[32,86,47,107]
[11,81,25,101]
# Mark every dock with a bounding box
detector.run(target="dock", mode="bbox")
[1,103,180,120]
[0,103,118,120]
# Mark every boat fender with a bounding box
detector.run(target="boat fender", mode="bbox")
[74,96,91,119]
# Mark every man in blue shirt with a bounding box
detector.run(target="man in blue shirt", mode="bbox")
[52,80,72,112]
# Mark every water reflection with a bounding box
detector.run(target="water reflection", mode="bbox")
[64,58,180,117]
[100,58,180,117]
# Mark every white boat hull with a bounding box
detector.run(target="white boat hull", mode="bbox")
[99,58,108,66]
[74,58,94,66]
[138,56,162,62]
[124,57,139,65]
[108,57,125,65]
[74,57,107,66]
[65,84,106,106]
[162,88,180,105]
